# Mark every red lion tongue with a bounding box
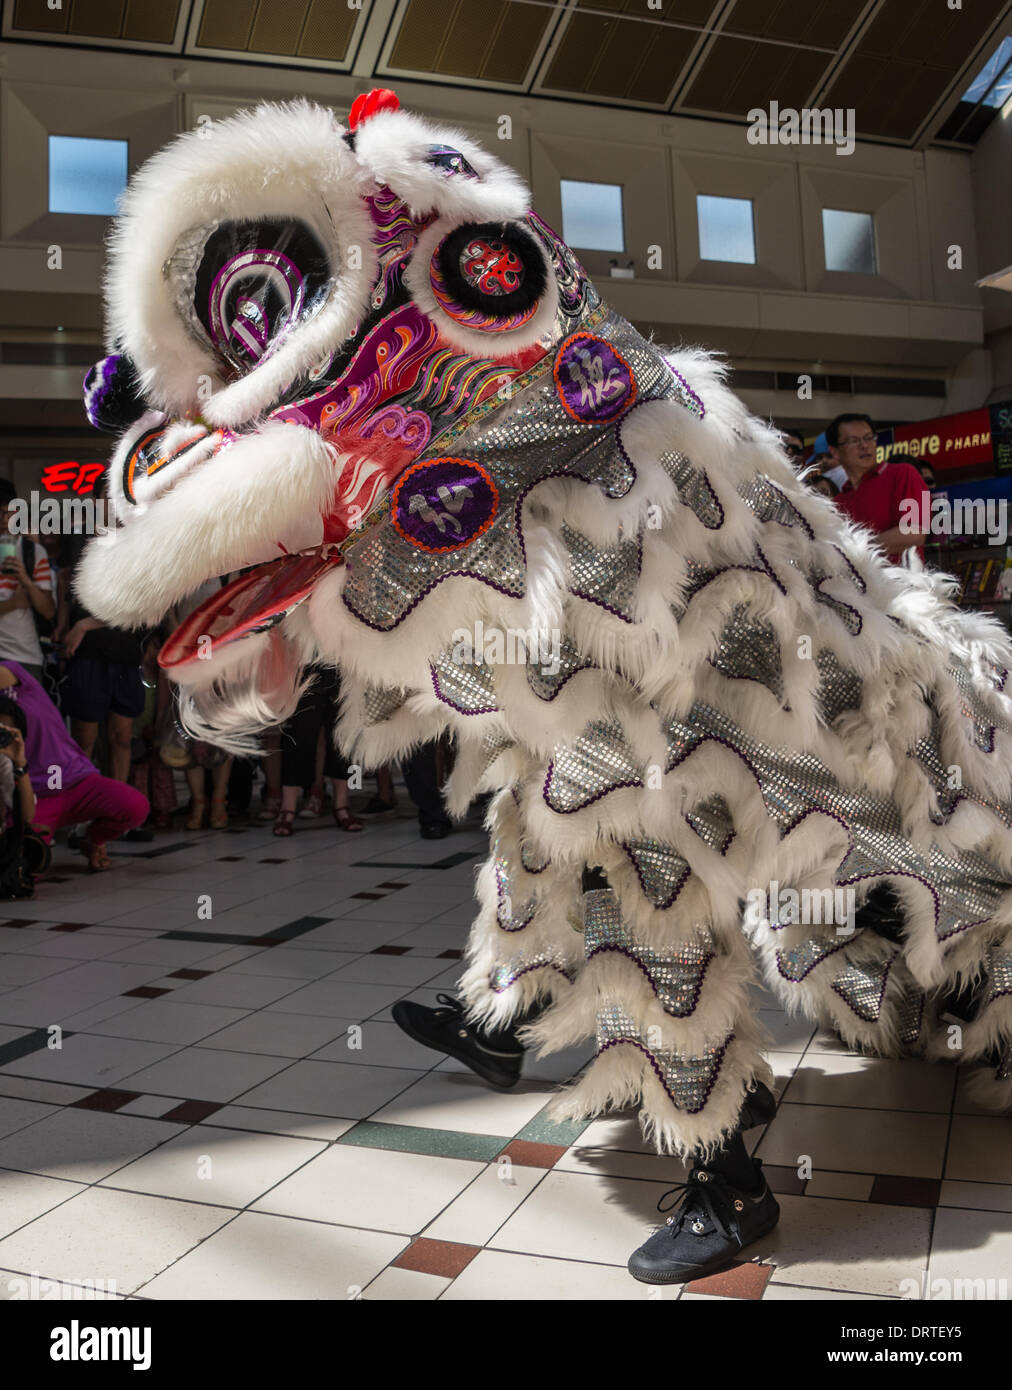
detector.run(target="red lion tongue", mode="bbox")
[159,550,342,676]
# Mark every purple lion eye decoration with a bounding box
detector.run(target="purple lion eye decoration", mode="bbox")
[429,220,548,334]
[425,145,480,180]
[392,457,499,554]
[191,218,331,374]
[553,331,638,424]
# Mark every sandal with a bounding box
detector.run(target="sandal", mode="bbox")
[273,809,296,837]
[334,806,364,833]
[299,786,325,819]
[257,793,282,821]
[209,796,229,830]
[82,840,112,872]
[185,798,206,831]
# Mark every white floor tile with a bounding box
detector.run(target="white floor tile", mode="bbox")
[118,1047,292,1103]
[238,1059,422,1118]
[310,1020,443,1070]
[139,1211,407,1299]
[944,1115,1012,1184]
[365,1266,451,1300]
[0,1169,83,1238]
[101,1124,326,1207]
[83,999,249,1046]
[938,1180,1012,1214]
[443,1248,648,1300]
[1,1033,177,1089]
[252,1144,483,1234]
[0,1185,235,1295]
[781,1054,956,1113]
[0,1108,176,1184]
[370,1070,555,1136]
[488,1168,672,1265]
[423,1162,546,1245]
[756,1102,949,1179]
[765,1193,931,1297]
[199,1011,354,1059]
[928,1207,1012,1298]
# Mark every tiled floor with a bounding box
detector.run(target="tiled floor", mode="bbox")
[0,806,1010,1302]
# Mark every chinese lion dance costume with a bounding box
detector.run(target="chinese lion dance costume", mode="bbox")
[77,91,1012,1281]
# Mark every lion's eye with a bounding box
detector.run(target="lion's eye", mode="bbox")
[424,146,479,180]
[164,218,333,375]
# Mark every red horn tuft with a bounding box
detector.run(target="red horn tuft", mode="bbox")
[348,88,401,130]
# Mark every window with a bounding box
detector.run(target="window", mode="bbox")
[696,195,755,264]
[48,136,128,216]
[560,180,624,252]
[961,35,1012,108]
[822,209,876,274]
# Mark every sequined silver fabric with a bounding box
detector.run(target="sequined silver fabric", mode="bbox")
[738,474,813,536]
[479,730,514,775]
[562,524,641,623]
[810,574,863,635]
[709,604,784,701]
[662,701,1010,948]
[494,853,537,932]
[490,946,572,993]
[661,451,723,529]
[545,718,641,812]
[431,650,499,715]
[829,953,895,1022]
[525,636,592,702]
[623,837,692,909]
[948,659,1007,751]
[597,1004,733,1113]
[978,948,1012,1011]
[520,841,551,874]
[340,310,672,631]
[894,984,926,1044]
[362,684,409,726]
[815,648,864,725]
[685,795,735,853]
[583,889,715,1018]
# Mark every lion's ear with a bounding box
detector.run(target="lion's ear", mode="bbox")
[83,355,147,433]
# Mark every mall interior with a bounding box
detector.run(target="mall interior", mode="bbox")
[0,0,1010,1313]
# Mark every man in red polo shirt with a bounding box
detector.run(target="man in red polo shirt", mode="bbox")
[829,413,929,563]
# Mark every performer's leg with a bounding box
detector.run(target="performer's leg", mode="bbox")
[400,740,451,838]
[627,1083,780,1284]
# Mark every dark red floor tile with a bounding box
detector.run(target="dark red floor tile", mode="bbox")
[497,1139,568,1169]
[372,945,411,956]
[687,1261,774,1299]
[438,949,463,959]
[869,1175,941,1208]
[392,1238,480,1279]
[72,1089,140,1112]
[167,969,214,980]
[49,922,90,932]
[122,986,171,998]
[161,1100,224,1124]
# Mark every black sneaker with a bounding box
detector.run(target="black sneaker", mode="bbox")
[627,1158,780,1285]
[391,993,524,1090]
[419,820,451,840]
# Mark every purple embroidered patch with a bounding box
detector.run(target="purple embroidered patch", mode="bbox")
[553,332,638,424]
[391,457,499,553]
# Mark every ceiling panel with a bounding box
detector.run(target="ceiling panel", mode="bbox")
[681,35,832,115]
[193,0,359,63]
[541,0,703,106]
[386,0,553,85]
[11,0,181,44]
[722,0,866,49]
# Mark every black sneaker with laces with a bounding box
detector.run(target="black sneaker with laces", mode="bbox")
[627,1157,780,1284]
[391,993,524,1090]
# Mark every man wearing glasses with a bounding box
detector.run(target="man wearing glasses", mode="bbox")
[828,413,929,563]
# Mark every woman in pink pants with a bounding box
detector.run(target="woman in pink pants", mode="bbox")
[0,661,148,871]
